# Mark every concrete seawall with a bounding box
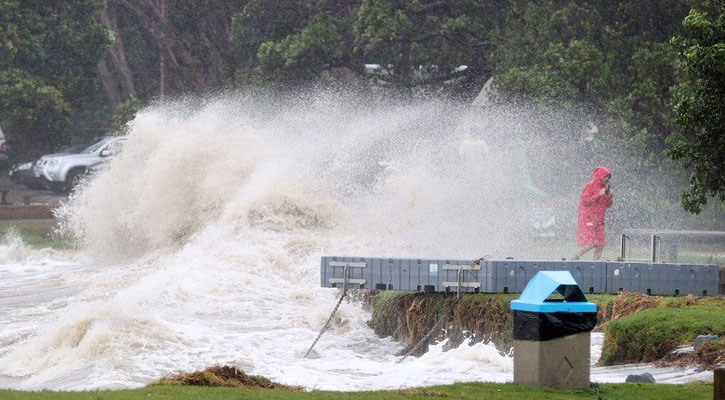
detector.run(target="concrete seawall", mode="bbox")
[321,256,723,296]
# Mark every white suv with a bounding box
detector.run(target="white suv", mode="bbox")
[34,136,125,192]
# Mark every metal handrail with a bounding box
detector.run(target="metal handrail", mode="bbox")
[621,234,630,260]
[620,233,663,263]
[651,235,661,263]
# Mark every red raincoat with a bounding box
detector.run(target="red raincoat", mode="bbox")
[577,166,612,247]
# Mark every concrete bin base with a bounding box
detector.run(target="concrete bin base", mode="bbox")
[513,332,591,390]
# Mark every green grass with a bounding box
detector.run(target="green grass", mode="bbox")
[0,382,715,400]
[368,290,406,339]
[601,305,725,364]
[659,295,725,308]
[0,219,72,249]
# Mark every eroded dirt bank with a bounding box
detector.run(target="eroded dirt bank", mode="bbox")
[367,291,725,367]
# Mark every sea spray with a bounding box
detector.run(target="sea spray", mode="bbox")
[58,91,591,262]
[1,90,714,390]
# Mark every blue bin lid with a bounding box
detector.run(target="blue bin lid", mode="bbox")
[510,271,597,313]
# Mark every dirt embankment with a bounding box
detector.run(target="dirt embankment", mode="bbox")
[367,291,724,367]
[369,292,514,357]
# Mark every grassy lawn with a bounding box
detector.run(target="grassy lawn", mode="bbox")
[0,382,715,400]
[0,219,72,249]
[601,305,725,364]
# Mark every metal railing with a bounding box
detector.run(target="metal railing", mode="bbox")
[621,229,725,263]
[620,234,630,260]
[620,234,661,262]
[651,235,661,263]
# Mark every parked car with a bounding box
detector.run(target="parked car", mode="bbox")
[0,125,8,163]
[10,142,93,190]
[9,160,41,189]
[34,136,126,193]
[85,159,112,177]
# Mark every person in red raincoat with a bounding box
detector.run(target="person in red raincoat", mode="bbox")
[573,166,613,260]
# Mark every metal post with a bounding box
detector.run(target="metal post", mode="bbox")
[650,235,660,263]
[714,366,724,400]
[620,234,629,260]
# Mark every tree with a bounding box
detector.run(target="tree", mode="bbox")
[0,69,71,158]
[489,0,705,171]
[0,1,111,105]
[231,0,358,84]
[0,0,111,160]
[229,0,503,92]
[257,11,354,82]
[354,0,502,95]
[231,0,313,69]
[670,1,725,213]
[109,98,142,134]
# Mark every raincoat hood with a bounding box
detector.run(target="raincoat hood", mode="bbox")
[591,166,611,187]
[577,165,613,247]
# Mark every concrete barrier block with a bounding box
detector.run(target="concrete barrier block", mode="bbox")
[514,333,591,390]
[667,264,684,296]
[320,257,719,296]
[627,262,646,294]
[606,263,631,293]
[685,264,719,296]
[640,263,661,295]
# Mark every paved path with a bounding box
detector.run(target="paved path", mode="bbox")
[0,168,67,205]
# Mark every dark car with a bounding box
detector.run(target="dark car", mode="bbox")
[9,160,43,189]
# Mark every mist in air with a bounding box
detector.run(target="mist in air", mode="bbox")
[0,89,715,390]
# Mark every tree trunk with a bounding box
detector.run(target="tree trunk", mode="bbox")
[98,6,138,107]
[114,0,204,92]
[98,58,122,108]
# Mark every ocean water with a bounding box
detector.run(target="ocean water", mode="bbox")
[0,93,711,390]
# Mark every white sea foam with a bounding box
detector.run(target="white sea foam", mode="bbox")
[0,92,712,390]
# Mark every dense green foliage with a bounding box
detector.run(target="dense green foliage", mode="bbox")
[0,0,722,213]
[0,381,713,400]
[670,1,725,213]
[491,0,692,158]
[0,0,111,159]
[108,98,142,133]
[0,69,71,158]
[488,0,725,218]
[354,0,500,93]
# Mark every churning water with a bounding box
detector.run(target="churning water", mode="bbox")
[0,92,712,390]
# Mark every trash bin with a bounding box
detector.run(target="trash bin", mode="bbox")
[510,271,597,389]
